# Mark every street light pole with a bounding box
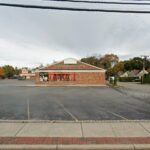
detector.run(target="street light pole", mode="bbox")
[141,55,149,84]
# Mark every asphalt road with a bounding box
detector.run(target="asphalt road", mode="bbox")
[0,80,150,120]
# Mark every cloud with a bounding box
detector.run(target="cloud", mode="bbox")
[0,0,150,67]
[0,38,79,67]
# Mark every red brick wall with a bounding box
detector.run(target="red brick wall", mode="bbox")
[35,72,40,83]
[75,72,105,84]
[35,72,106,85]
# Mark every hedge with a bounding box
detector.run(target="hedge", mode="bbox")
[119,77,140,82]
[143,74,150,84]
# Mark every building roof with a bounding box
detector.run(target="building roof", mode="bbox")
[40,58,105,71]
[137,70,149,77]
[120,70,140,77]
[120,69,149,78]
[120,72,128,77]
[128,70,140,77]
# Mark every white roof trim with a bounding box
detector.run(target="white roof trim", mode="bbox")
[36,70,105,73]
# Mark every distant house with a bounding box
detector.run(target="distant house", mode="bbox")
[120,72,129,77]
[128,70,140,77]
[35,58,106,85]
[137,70,149,78]
[120,70,140,78]
[117,71,124,77]
[21,68,28,74]
[20,68,35,80]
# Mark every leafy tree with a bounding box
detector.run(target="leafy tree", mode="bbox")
[0,67,5,78]
[14,67,21,75]
[124,57,143,71]
[81,54,119,69]
[81,56,101,67]
[81,55,150,79]
[124,60,132,71]
[107,57,150,77]
[3,65,15,78]
[99,54,119,69]
[145,58,150,69]
[107,61,125,76]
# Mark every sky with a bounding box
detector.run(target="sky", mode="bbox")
[0,0,150,68]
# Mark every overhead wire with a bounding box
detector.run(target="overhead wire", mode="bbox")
[44,0,150,5]
[0,1,150,13]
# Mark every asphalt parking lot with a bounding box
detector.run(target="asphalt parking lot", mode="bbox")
[0,79,150,120]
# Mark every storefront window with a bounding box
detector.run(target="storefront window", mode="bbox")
[48,73,75,81]
[39,72,48,82]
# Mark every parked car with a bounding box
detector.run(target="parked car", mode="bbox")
[12,75,20,79]
[18,76,26,80]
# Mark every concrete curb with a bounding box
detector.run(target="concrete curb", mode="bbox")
[0,120,149,123]
[0,85,108,88]
[20,84,108,87]
[0,144,150,150]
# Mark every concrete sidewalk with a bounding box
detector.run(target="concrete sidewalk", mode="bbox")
[0,120,150,149]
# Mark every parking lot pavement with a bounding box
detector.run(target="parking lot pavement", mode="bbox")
[118,82,150,93]
[0,79,34,86]
[0,79,150,120]
[117,82,150,103]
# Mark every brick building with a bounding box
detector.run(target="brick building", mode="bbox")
[35,58,106,85]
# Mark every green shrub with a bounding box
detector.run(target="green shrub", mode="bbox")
[143,74,150,84]
[114,77,117,86]
[119,77,139,82]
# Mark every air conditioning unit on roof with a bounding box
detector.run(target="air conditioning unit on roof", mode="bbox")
[64,58,77,64]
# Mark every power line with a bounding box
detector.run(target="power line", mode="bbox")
[0,2,150,13]
[44,0,150,5]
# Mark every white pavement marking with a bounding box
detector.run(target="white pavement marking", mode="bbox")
[56,101,78,121]
[27,98,30,120]
[107,111,128,120]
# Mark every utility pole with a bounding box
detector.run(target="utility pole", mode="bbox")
[141,55,149,84]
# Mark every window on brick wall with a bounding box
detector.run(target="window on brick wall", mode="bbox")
[48,73,75,81]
